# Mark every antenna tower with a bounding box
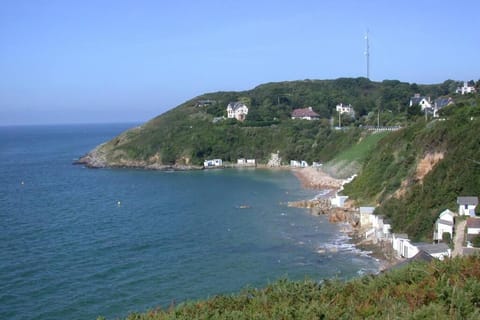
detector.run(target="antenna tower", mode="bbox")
[365,30,370,79]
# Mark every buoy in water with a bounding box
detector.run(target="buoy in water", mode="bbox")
[117,201,121,207]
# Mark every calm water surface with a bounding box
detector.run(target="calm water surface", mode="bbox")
[0,124,378,319]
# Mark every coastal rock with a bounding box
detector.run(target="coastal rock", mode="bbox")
[328,208,359,227]
[287,198,331,212]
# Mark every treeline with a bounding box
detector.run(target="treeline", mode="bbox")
[111,256,480,320]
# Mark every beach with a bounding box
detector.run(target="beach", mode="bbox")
[291,167,344,190]
[290,166,401,272]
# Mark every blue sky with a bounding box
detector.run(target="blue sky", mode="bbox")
[1,0,479,125]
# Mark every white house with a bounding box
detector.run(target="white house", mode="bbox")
[466,217,480,247]
[457,196,478,217]
[336,103,355,116]
[331,194,349,208]
[227,102,249,121]
[433,209,455,242]
[204,159,223,168]
[416,243,451,260]
[290,160,308,167]
[392,234,419,258]
[433,97,454,118]
[409,94,432,111]
[456,81,476,95]
[237,158,256,166]
[359,207,375,227]
[291,107,320,120]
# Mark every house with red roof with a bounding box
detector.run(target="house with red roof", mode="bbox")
[291,107,320,120]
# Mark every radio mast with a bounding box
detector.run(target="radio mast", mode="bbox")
[365,30,370,79]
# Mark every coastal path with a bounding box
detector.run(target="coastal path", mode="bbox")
[452,219,467,257]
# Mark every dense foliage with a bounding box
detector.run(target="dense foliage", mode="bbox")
[108,256,480,320]
[344,98,480,240]
[101,78,466,166]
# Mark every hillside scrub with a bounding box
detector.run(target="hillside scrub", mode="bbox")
[110,256,480,320]
[93,78,462,167]
[344,102,480,240]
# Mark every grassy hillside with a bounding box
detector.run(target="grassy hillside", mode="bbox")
[344,99,480,240]
[93,78,460,167]
[107,256,480,320]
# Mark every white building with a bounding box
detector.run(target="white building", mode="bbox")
[359,207,375,227]
[336,103,355,116]
[331,194,349,208]
[290,160,308,167]
[392,234,419,258]
[457,196,478,217]
[237,158,256,166]
[466,217,480,247]
[456,81,476,95]
[227,102,249,121]
[433,209,455,242]
[416,243,451,260]
[204,159,223,168]
[409,94,432,111]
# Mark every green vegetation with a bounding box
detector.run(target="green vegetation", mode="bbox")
[109,256,480,320]
[99,78,466,167]
[344,100,480,240]
[323,131,390,178]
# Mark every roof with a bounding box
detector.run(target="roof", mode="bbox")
[467,217,480,229]
[227,102,248,111]
[386,250,433,271]
[434,97,453,108]
[416,243,450,255]
[457,196,479,206]
[437,219,454,226]
[439,209,455,218]
[359,207,375,214]
[291,107,319,118]
[410,96,424,105]
[394,233,409,239]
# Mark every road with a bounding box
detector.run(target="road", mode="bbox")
[452,219,466,257]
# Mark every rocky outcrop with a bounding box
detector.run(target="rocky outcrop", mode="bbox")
[74,143,109,168]
[74,144,203,171]
[328,208,359,226]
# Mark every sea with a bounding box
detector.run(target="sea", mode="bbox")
[0,123,379,319]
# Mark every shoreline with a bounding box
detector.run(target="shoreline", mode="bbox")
[76,155,399,272]
[288,166,401,273]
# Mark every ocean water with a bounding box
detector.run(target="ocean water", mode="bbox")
[0,123,378,319]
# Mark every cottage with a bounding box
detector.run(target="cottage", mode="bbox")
[291,107,320,120]
[433,209,455,242]
[237,158,256,167]
[456,81,476,95]
[203,159,223,168]
[290,160,308,167]
[457,196,478,216]
[409,94,432,111]
[466,217,480,247]
[392,234,419,258]
[336,103,355,116]
[331,194,349,208]
[359,207,375,227]
[415,243,451,260]
[227,102,249,121]
[433,97,454,117]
